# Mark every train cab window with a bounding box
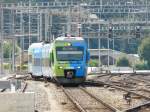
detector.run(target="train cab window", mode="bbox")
[56,47,83,61]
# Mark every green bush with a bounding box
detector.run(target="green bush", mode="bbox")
[138,37,150,69]
[134,61,149,70]
[89,59,99,67]
[2,41,20,58]
[16,64,28,70]
[116,56,131,67]
[3,63,11,70]
[21,64,28,70]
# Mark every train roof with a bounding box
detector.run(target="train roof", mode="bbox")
[29,43,43,49]
[55,37,84,41]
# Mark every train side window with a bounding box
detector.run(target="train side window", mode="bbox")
[46,58,49,67]
[34,58,41,66]
[28,54,32,63]
[42,58,45,66]
[44,58,47,67]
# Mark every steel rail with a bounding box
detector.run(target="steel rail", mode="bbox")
[88,80,150,100]
[0,88,6,92]
[21,82,27,92]
[79,86,121,112]
[129,76,150,85]
[61,86,120,112]
[123,101,150,112]
[61,86,87,112]
[142,88,150,93]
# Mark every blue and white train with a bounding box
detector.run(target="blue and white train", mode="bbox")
[28,36,90,84]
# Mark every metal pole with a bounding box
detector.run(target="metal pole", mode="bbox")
[12,9,15,72]
[98,38,101,70]
[37,7,40,42]
[113,35,115,65]
[98,24,101,71]
[28,1,31,45]
[88,38,90,49]
[0,5,4,74]
[107,27,110,68]
[107,38,110,67]
[44,11,46,41]
[78,4,81,36]
[112,26,114,65]
[49,14,52,42]
[146,0,148,23]
[20,9,24,71]
[108,24,112,68]
[67,6,71,35]
[45,10,48,41]
[40,12,42,41]
[19,10,22,71]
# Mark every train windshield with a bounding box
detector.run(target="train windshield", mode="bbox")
[56,47,84,61]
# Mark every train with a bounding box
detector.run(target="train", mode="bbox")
[28,36,90,84]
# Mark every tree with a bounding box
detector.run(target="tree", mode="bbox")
[116,56,130,67]
[134,60,149,70]
[138,37,150,68]
[89,59,99,67]
[3,41,20,58]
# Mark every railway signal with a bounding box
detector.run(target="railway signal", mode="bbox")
[108,26,113,39]
[135,26,141,39]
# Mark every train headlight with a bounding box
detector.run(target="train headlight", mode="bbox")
[58,66,63,69]
[77,66,81,69]
[64,42,71,46]
[67,43,71,46]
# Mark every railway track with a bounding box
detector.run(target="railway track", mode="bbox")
[21,82,28,92]
[89,80,150,100]
[89,74,150,99]
[129,76,150,85]
[61,86,120,112]
[87,79,150,112]
[13,73,150,112]
[0,88,6,92]
[119,75,150,98]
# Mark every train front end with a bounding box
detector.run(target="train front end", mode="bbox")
[52,37,90,84]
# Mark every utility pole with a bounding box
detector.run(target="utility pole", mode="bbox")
[20,9,24,72]
[0,4,4,75]
[37,7,40,42]
[107,26,110,68]
[49,13,52,42]
[112,31,115,65]
[45,10,49,41]
[67,6,71,35]
[28,0,31,46]
[40,11,42,41]
[107,22,113,71]
[12,9,15,72]
[98,35,101,71]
